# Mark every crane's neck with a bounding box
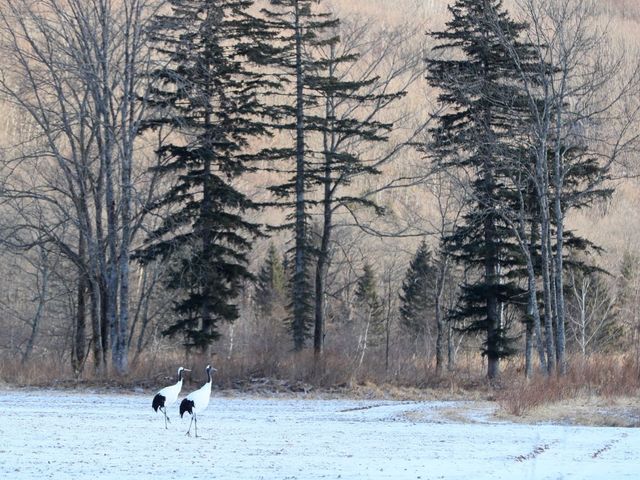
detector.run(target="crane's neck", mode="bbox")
[178,370,184,382]
[206,368,211,384]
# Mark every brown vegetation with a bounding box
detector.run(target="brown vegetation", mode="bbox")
[496,355,640,420]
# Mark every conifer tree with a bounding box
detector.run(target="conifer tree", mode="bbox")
[254,244,288,318]
[138,0,269,350]
[256,0,339,350]
[426,0,535,378]
[354,263,384,346]
[399,241,438,343]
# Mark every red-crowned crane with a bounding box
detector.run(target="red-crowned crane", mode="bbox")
[179,364,215,437]
[152,367,190,429]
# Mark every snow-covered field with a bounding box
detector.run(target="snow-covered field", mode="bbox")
[0,389,638,479]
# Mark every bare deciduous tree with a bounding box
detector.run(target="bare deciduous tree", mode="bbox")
[0,0,159,375]
[495,0,640,374]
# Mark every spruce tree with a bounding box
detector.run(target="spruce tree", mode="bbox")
[399,241,438,341]
[354,263,384,346]
[426,0,535,378]
[254,244,288,318]
[256,0,339,350]
[138,0,269,350]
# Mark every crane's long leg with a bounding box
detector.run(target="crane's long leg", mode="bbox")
[186,414,194,437]
[194,413,198,438]
[162,407,169,429]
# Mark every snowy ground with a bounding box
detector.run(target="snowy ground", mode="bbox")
[0,389,638,479]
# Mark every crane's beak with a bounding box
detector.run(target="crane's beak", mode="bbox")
[183,369,191,372]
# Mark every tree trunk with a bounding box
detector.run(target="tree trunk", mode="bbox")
[314,58,337,358]
[72,232,88,375]
[116,192,131,375]
[528,218,547,372]
[385,270,393,374]
[525,319,534,379]
[541,222,556,374]
[553,148,567,374]
[88,0,119,374]
[447,322,455,370]
[89,273,104,375]
[571,275,588,356]
[351,312,371,385]
[580,288,587,356]
[128,266,144,351]
[292,1,307,351]
[485,212,500,380]
[536,147,556,375]
[200,94,215,353]
[114,1,141,375]
[22,246,49,365]
[435,255,449,376]
[313,224,329,356]
[103,100,119,374]
[99,276,110,371]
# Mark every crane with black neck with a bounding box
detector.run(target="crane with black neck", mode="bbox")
[179,364,216,437]
[152,366,190,429]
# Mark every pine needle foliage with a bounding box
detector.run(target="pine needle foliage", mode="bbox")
[254,0,340,350]
[138,0,271,350]
[399,241,438,338]
[426,0,537,375]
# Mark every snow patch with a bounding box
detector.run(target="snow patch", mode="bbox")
[0,389,638,479]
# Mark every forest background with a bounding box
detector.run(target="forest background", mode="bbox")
[0,0,639,414]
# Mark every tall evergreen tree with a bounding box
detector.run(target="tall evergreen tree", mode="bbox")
[426,0,536,378]
[256,0,339,351]
[138,0,269,350]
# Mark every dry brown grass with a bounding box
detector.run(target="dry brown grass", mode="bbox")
[0,356,72,387]
[496,375,569,417]
[506,396,640,427]
[5,347,635,399]
[496,355,640,424]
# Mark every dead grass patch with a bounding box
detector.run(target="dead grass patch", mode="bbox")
[496,395,640,427]
[495,355,640,426]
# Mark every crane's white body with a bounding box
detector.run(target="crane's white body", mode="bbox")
[152,367,189,428]
[156,378,183,407]
[180,365,215,437]
[184,377,211,414]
